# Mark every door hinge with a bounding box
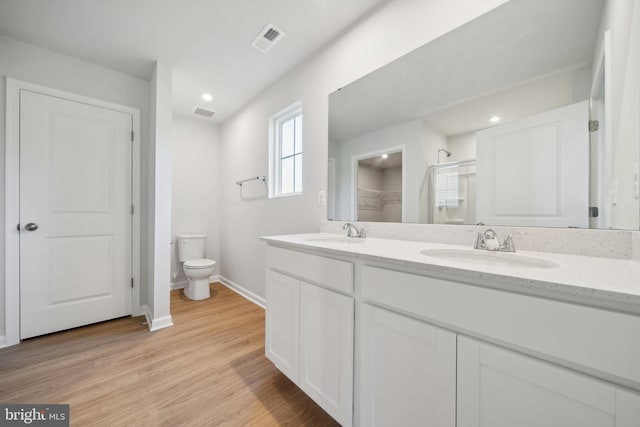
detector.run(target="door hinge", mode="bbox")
[589,120,599,132]
[16,224,20,231]
[131,278,134,288]
[131,204,134,215]
[131,130,135,142]
[589,206,599,218]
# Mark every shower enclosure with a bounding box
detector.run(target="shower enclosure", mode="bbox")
[428,160,476,225]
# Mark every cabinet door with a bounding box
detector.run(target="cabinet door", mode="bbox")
[359,303,456,427]
[265,269,300,383]
[457,336,640,427]
[299,281,354,427]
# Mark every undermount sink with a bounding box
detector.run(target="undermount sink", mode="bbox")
[420,248,559,269]
[305,236,367,244]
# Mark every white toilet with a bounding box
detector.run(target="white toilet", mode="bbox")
[177,234,217,300]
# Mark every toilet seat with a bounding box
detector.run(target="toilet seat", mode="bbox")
[184,259,216,269]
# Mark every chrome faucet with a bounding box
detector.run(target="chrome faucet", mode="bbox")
[473,229,515,252]
[343,223,367,238]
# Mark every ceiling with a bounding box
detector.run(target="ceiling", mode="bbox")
[0,0,387,122]
[423,67,581,136]
[329,0,604,141]
[359,151,402,169]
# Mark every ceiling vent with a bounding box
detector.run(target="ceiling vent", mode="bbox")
[252,23,285,53]
[193,106,215,118]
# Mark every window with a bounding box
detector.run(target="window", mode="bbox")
[270,102,303,197]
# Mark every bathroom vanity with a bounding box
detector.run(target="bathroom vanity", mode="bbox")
[271,0,640,423]
[262,233,640,427]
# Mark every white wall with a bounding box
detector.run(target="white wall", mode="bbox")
[0,35,151,341]
[358,164,383,191]
[171,115,221,285]
[421,120,448,165]
[335,119,423,222]
[382,166,402,193]
[219,0,510,300]
[354,163,402,223]
[382,166,402,222]
[357,164,383,222]
[146,61,173,330]
[420,120,448,222]
[447,132,477,162]
[571,65,593,103]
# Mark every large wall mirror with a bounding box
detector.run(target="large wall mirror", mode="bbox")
[328,0,640,229]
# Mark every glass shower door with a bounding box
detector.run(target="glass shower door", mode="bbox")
[429,160,476,225]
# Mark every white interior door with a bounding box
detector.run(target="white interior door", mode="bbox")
[476,101,590,227]
[590,31,612,230]
[20,90,133,339]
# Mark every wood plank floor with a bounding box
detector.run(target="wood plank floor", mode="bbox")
[0,283,339,426]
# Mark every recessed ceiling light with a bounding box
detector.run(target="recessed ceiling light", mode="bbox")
[381,153,388,159]
[489,115,501,123]
[201,93,213,102]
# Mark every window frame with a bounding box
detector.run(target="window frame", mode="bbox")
[269,101,303,198]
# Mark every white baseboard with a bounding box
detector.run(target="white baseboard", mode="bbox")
[141,304,153,326]
[140,304,174,332]
[149,315,174,332]
[218,276,265,309]
[171,275,221,290]
[132,302,147,317]
[170,280,187,290]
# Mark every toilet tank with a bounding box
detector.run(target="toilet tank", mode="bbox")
[177,234,206,261]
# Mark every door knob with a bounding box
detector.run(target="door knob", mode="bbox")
[25,223,39,231]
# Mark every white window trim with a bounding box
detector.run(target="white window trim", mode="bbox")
[269,101,303,198]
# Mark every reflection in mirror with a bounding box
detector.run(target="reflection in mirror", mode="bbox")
[429,160,476,225]
[357,151,403,223]
[328,0,640,229]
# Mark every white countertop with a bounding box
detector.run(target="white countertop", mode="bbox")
[262,233,640,313]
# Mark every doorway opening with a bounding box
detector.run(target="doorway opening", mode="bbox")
[354,150,403,223]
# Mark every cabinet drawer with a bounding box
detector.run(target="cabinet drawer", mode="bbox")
[267,246,353,294]
[361,265,640,387]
